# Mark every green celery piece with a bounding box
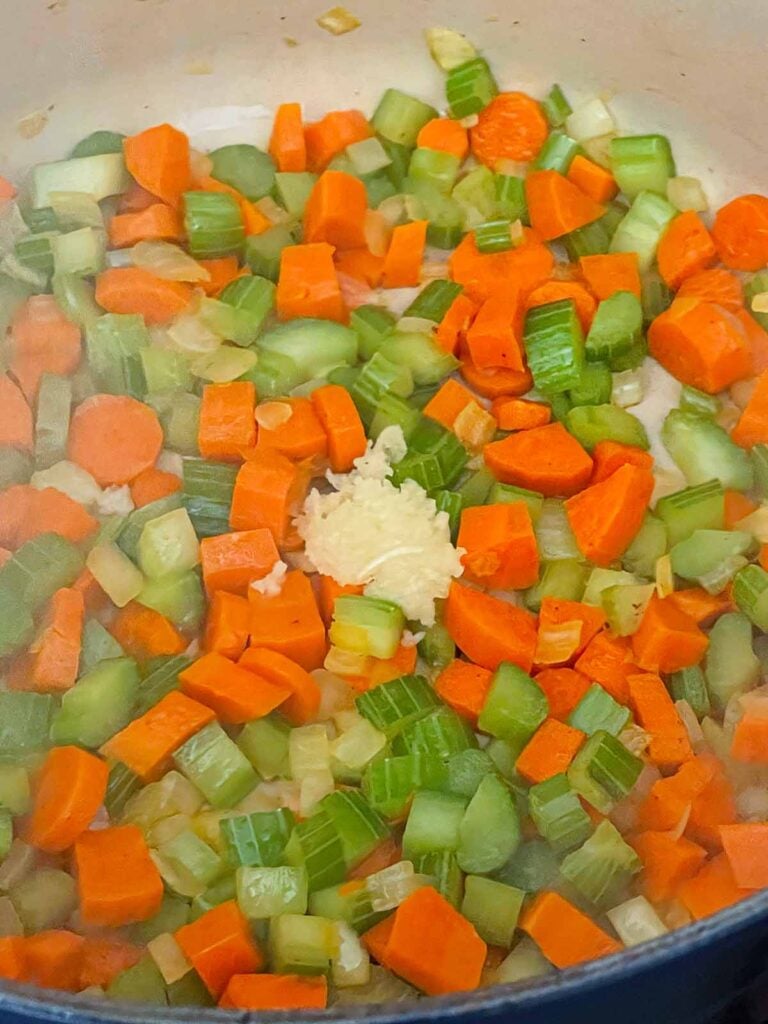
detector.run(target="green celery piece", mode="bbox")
[52,273,102,329]
[445,748,496,798]
[583,567,642,606]
[80,618,125,674]
[173,722,258,809]
[350,305,396,361]
[190,876,237,921]
[154,828,224,898]
[622,514,668,578]
[533,131,579,173]
[134,654,192,717]
[733,564,768,631]
[412,850,464,908]
[569,361,612,407]
[0,449,32,490]
[752,445,768,500]
[51,657,140,748]
[319,789,389,869]
[274,171,318,217]
[524,300,585,395]
[166,970,215,1007]
[585,292,644,370]
[489,482,545,522]
[433,489,462,541]
[475,219,515,254]
[601,582,655,636]
[528,773,593,855]
[0,765,30,815]
[106,954,167,1004]
[417,620,456,669]
[237,865,308,918]
[286,810,346,892]
[391,417,468,491]
[564,203,626,261]
[137,571,205,632]
[655,480,725,547]
[457,774,521,873]
[568,730,643,813]
[217,276,276,346]
[409,147,461,194]
[402,790,467,858]
[404,280,463,323]
[118,493,184,562]
[71,130,126,158]
[745,271,768,331]
[456,467,496,508]
[244,224,295,281]
[184,191,245,259]
[130,893,190,944]
[566,404,649,452]
[210,144,275,201]
[705,611,760,712]
[668,666,711,721]
[362,753,449,820]
[221,808,295,868]
[330,594,405,660]
[269,913,338,975]
[86,313,149,398]
[495,174,528,223]
[560,819,641,908]
[525,559,589,612]
[0,692,54,759]
[462,875,525,947]
[662,410,754,491]
[258,318,358,383]
[31,153,130,208]
[105,762,143,822]
[391,706,477,757]
[610,134,676,198]
[355,674,441,738]
[138,507,200,580]
[610,191,677,272]
[641,270,673,323]
[495,838,560,892]
[238,716,290,780]
[378,331,459,386]
[669,529,754,588]
[308,882,383,935]
[372,89,437,146]
[446,58,498,118]
[478,663,548,745]
[453,166,497,223]
[569,684,631,737]
[680,385,721,418]
[542,84,573,128]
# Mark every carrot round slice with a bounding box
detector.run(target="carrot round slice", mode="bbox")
[25,746,108,854]
[470,92,549,167]
[68,394,164,486]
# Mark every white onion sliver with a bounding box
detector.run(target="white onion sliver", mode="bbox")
[666,176,709,213]
[133,240,211,283]
[565,98,616,142]
[255,401,294,430]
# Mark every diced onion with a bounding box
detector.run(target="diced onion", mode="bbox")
[494,938,553,984]
[580,133,616,170]
[401,629,425,648]
[425,26,477,70]
[396,316,435,335]
[459,114,479,129]
[731,377,758,410]
[49,191,104,230]
[565,98,616,142]
[509,218,525,246]
[330,719,386,771]
[0,897,22,938]
[324,645,372,677]
[0,842,35,893]
[367,861,431,911]
[364,209,393,257]
[453,401,497,451]
[734,504,768,542]
[655,554,674,598]
[312,668,356,720]
[95,485,134,517]
[612,369,644,408]
[299,769,335,817]
[106,248,134,268]
[751,291,768,315]
[157,450,184,479]
[132,241,211,283]
[255,401,293,430]
[377,195,407,226]
[737,785,768,821]
[249,559,288,597]
[123,771,204,829]
[146,812,189,848]
[332,923,371,988]
[316,6,361,35]
[606,896,667,947]
[660,900,692,930]
[31,460,102,506]
[619,724,651,757]
[168,312,222,354]
[494,159,528,177]
[256,195,293,225]
[0,250,47,289]
[675,699,705,751]
[189,148,214,182]
[666,176,708,213]
[289,724,330,782]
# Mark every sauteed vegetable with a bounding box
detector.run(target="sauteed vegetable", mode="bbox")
[0,24,766,1012]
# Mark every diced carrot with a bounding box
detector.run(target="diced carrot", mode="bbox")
[129,467,182,508]
[22,931,86,992]
[738,307,768,376]
[687,770,737,849]
[2,485,98,549]
[566,463,655,566]
[381,220,428,289]
[124,123,192,208]
[68,393,164,486]
[311,384,367,472]
[526,170,606,242]
[239,643,323,724]
[491,397,550,431]
[0,176,17,200]
[24,587,84,693]
[637,756,718,832]
[247,571,327,673]
[229,449,306,547]
[657,211,717,290]
[361,914,395,963]
[75,825,164,926]
[458,502,539,590]
[110,602,186,660]
[731,368,768,448]
[460,358,533,399]
[566,154,618,204]
[95,267,193,325]
[579,252,642,301]
[256,397,328,461]
[416,118,468,160]
[526,280,598,333]
[516,719,585,784]
[631,594,709,674]
[201,528,279,595]
[220,974,328,1011]
[25,746,108,854]
[203,590,250,659]
[377,886,486,996]
[465,293,525,370]
[574,631,636,705]
[632,830,708,903]
[666,587,732,624]
[423,378,476,429]
[78,937,144,990]
[334,247,385,288]
[317,576,364,628]
[627,672,694,767]
[712,193,768,271]
[470,92,548,166]
[484,421,593,497]
[677,854,755,920]
[521,891,621,968]
[436,293,478,355]
[0,374,33,452]
[732,711,768,763]
[449,230,554,304]
[435,659,493,727]
[677,267,744,312]
[176,900,264,998]
[534,667,592,721]
[108,203,184,248]
[101,691,216,782]
[180,650,289,724]
[71,567,109,615]
[304,170,367,251]
[198,257,246,297]
[720,824,768,889]
[590,440,654,484]
[277,242,347,322]
[723,489,758,527]
[9,295,82,402]
[269,102,307,172]
[0,938,25,982]
[304,109,372,172]
[647,298,752,394]
[198,381,256,462]
[445,580,538,673]
[538,597,606,660]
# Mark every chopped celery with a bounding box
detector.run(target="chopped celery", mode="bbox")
[475,219,515,253]
[138,508,200,580]
[31,153,130,207]
[445,749,495,798]
[392,706,477,758]
[373,90,437,146]
[10,868,76,932]
[560,819,641,908]
[655,480,724,547]
[107,954,167,1005]
[135,655,192,716]
[525,560,588,612]
[404,280,463,323]
[116,498,181,565]
[105,762,143,821]
[308,883,382,935]
[287,810,347,892]
[453,166,497,224]
[320,790,389,869]
[330,595,405,660]
[131,894,190,944]
[569,361,612,406]
[182,457,237,539]
[86,541,145,608]
[238,716,290,780]
[140,348,193,394]
[610,134,676,198]
[237,865,308,918]
[746,271,768,331]
[269,913,339,975]
[274,171,318,217]
[173,722,258,809]
[34,373,71,469]
[0,766,29,815]
[15,234,55,279]
[350,305,396,360]
[496,838,560,893]
[352,352,415,422]
[157,393,201,455]
[409,147,461,194]
[446,58,498,118]
[542,84,573,128]
[356,675,440,738]
[478,664,548,746]
[391,417,468,491]
[51,227,105,276]
[564,203,626,260]
[537,500,582,562]
[662,410,754,491]
[569,684,631,737]
[378,330,459,386]
[641,270,673,323]
[681,385,721,418]
[426,26,478,70]
[0,449,32,490]
[669,529,753,588]
[622,514,668,577]
[402,790,467,857]
[183,191,245,259]
[155,829,224,898]
[734,564,768,631]
[87,314,151,399]
[51,657,139,748]
[456,467,495,508]
[495,937,555,984]
[524,300,585,394]
[462,875,524,948]
[217,276,275,346]
[433,489,462,540]
[583,567,641,606]
[533,131,580,173]
[601,582,655,636]
[489,482,545,521]
[412,850,463,908]
[259,318,358,383]
[0,692,54,758]
[222,809,295,869]
[568,730,643,813]
[210,144,275,201]
[495,174,528,223]
[362,753,448,819]
[705,611,760,711]
[71,130,125,158]
[457,774,520,874]
[528,774,592,855]
[610,191,677,272]
[166,970,215,1007]
[418,620,456,669]
[189,876,237,921]
[585,292,644,370]
[244,224,295,281]
[668,666,711,721]
[566,404,649,452]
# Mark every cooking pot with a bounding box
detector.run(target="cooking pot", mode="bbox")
[1,1,767,1021]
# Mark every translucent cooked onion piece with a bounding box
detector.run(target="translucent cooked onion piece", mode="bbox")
[132,240,211,283]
